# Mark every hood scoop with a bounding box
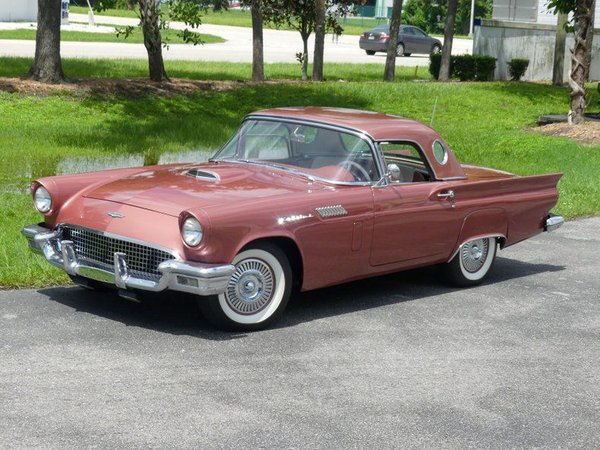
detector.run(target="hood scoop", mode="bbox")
[186,168,220,181]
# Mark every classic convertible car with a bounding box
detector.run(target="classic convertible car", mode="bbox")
[22,107,564,330]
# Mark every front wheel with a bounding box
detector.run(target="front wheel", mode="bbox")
[431,44,442,55]
[365,50,375,55]
[442,237,497,287]
[197,243,292,331]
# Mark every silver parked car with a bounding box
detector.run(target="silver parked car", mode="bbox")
[359,24,442,57]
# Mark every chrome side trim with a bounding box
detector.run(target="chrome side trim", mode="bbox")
[316,205,348,218]
[21,223,235,296]
[447,234,506,263]
[545,214,564,232]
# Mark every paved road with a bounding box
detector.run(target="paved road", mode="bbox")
[1,218,599,448]
[0,13,472,65]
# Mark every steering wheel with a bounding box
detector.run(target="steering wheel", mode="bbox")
[338,160,371,182]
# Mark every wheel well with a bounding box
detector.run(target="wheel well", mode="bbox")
[241,237,304,290]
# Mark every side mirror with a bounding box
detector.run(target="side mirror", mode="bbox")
[387,163,401,182]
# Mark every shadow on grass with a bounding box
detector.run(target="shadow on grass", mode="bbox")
[53,84,372,156]
[39,256,564,337]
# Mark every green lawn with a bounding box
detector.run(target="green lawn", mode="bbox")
[0,27,224,44]
[0,57,598,288]
[69,5,381,36]
[0,57,429,82]
[68,5,471,38]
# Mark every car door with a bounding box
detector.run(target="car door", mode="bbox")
[412,27,432,54]
[370,142,462,267]
[399,26,418,53]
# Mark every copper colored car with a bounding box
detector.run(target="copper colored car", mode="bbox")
[22,107,564,330]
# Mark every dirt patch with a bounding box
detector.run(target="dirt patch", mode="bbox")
[0,76,251,98]
[534,121,600,146]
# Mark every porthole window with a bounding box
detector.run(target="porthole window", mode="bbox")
[432,140,448,165]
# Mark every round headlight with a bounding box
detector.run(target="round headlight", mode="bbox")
[34,186,52,213]
[181,217,203,247]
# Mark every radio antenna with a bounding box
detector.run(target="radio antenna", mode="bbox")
[430,96,438,127]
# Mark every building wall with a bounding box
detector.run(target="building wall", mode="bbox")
[0,0,38,22]
[473,19,600,81]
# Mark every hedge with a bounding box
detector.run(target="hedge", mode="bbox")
[429,53,496,81]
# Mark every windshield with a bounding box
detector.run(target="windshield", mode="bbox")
[212,119,379,183]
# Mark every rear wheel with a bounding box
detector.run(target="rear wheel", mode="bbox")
[396,43,405,57]
[442,237,497,287]
[198,243,292,331]
[365,50,376,55]
[403,53,412,57]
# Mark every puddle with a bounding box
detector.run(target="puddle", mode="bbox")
[2,149,215,194]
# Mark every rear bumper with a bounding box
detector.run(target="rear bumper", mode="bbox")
[21,223,234,296]
[359,40,388,52]
[544,214,564,232]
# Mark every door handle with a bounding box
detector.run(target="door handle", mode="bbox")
[437,190,455,200]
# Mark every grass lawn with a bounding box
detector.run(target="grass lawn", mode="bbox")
[69,5,386,36]
[0,27,224,44]
[0,57,428,82]
[1,57,598,288]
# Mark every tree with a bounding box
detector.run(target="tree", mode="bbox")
[312,0,326,81]
[438,0,458,81]
[549,0,596,124]
[552,12,568,85]
[402,0,492,35]
[30,0,65,83]
[250,0,265,81]
[263,0,353,81]
[384,0,404,82]
[95,0,225,82]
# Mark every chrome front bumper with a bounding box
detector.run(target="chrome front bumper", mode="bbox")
[21,224,235,296]
[545,214,565,232]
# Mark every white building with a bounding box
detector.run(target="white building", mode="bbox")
[474,0,600,81]
[0,0,38,22]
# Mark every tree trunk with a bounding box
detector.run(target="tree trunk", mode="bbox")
[552,12,568,85]
[139,0,168,82]
[30,0,65,83]
[312,0,326,82]
[301,29,310,81]
[438,0,458,81]
[569,0,595,124]
[384,0,403,82]
[251,0,264,82]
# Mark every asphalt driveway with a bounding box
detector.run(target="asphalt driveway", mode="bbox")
[1,218,599,448]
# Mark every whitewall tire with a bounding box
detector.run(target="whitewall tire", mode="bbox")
[442,237,497,287]
[198,243,292,331]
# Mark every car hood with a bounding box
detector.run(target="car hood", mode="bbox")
[83,162,318,217]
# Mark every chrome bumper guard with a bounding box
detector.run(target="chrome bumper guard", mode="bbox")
[21,224,235,296]
[545,214,564,232]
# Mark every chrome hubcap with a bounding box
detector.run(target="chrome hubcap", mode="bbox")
[460,239,489,273]
[225,258,274,315]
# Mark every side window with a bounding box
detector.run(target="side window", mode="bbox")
[379,142,432,183]
[403,27,415,35]
[414,28,427,37]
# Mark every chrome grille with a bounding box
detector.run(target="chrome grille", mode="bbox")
[61,225,176,281]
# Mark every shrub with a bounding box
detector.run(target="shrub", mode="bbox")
[507,58,529,81]
[453,55,476,81]
[430,53,497,82]
[429,53,442,79]
[474,55,497,81]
